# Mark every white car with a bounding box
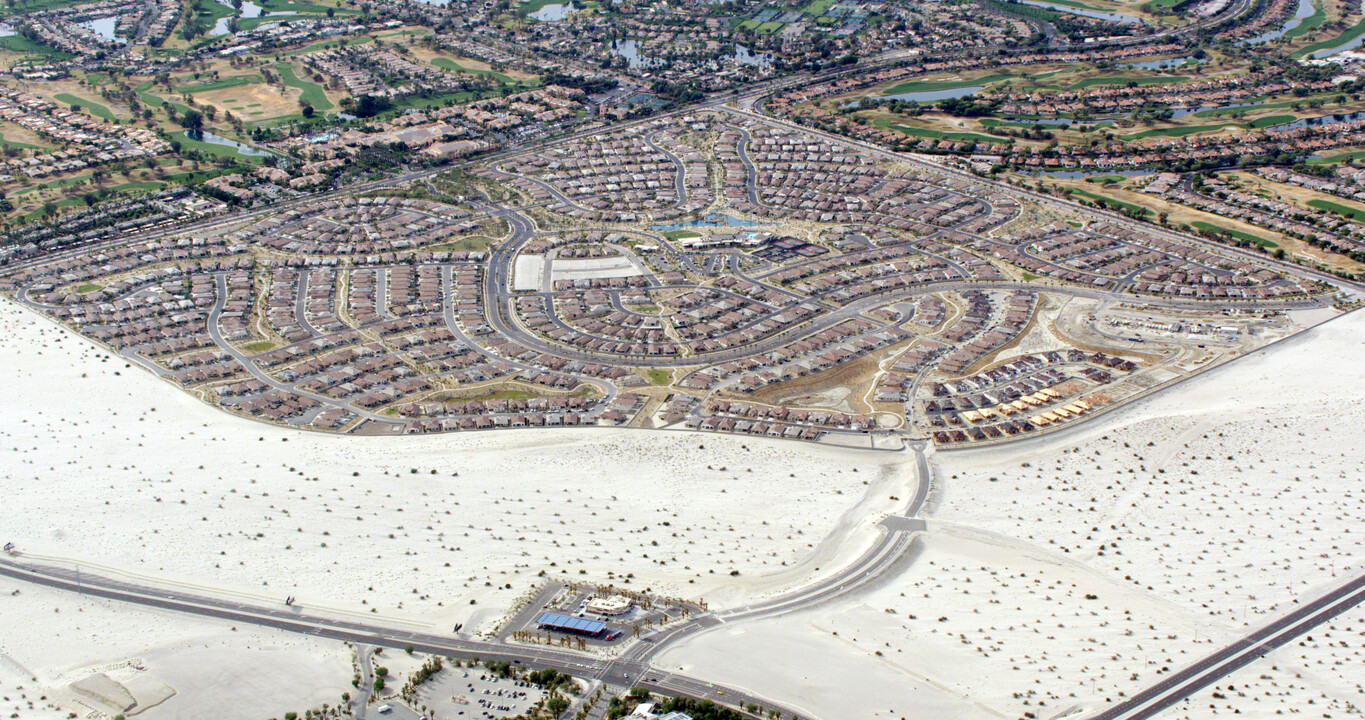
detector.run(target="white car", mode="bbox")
[377,705,392,714]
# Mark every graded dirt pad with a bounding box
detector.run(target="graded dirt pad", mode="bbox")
[195,82,303,121]
[734,343,896,413]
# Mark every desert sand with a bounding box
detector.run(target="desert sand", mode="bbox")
[659,308,1365,719]
[0,295,912,718]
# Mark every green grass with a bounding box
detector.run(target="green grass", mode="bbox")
[801,0,835,14]
[237,13,313,30]
[1068,75,1188,90]
[0,35,73,60]
[428,235,497,253]
[1070,188,1152,216]
[0,0,90,16]
[1038,0,1108,11]
[284,34,374,55]
[175,74,262,94]
[663,229,701,240]
[161,166,248,186]
[135,82,194,117]
[981,0,1061,21]
[0,135,45,150]
[755,20,785,32]
[107,180,166,193]
[257,0,352,12]
[1084,174,1130,184]
[1296,16,1365,56]
[739,19,761,30]
[1191,221,1278,247]
[1120,123,1237,140]
[647,369,671,385]
[1021,272,1039,282]
[171,129,264,160]
[54,93,117,121]
[244,340,276,352]
[881,74,1012,96]
[870,117,1005,144]
[381,87,522,116]
[274,63,333,110]
[1309,150,1365,164]
[19,197,87,222]
[1283,0,1326,38]
[1308,198,1365,221]
[517,0,562,15]
[75,283,102,293]
[1191,100,1289,118]
[431,57,517,85]
[1247,114,1297,129]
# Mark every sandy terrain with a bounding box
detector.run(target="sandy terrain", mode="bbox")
[0,575,351,720]
[0,294,915,693]
[660,309,1365,719]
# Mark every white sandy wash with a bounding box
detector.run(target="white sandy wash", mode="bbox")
[658,309,1365,720]
[0,295,913,717]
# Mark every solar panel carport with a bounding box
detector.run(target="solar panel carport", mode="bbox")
[536,612,607,636]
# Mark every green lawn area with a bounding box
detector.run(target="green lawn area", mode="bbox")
[1192,100,1288,118]
[161,166,248,186]
[1191,221,1278,248]
[0,135,44,150]
[1296,16,1365,56]
[517,0,561,14]
[257,0,352,12]
[284,34,374,55]
[107,180,167,193]
[54,93,117,121]
[868,116,1006,144]
[1283,0,1326,38]
[881,74,1012,96]
[1084,174,1131,184]
[244,340,275,353]
[171,129,264,161]
[663,229,701,240]
[175,74,262,94]
[135,82,194,117]
[1309,150,1365,164]
[382,87,522,115]
[801,0,835,14]
[237,13,314,30]
[1068,75,1188,90]
[0,0,91,15]
[274,63,332,110]
[755,21,785,32]
[75,283,102,293]
[739,19,761,30]
[647,369,670,386]
[1039,0,1108,11]
[1247,114,1296,128]
[0,35,73,60]
[1308,198,1365,221]
[431,57,517,85]
[1120,123,1235,140]
[429,235,498,252]
[1070,188,1153,216]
